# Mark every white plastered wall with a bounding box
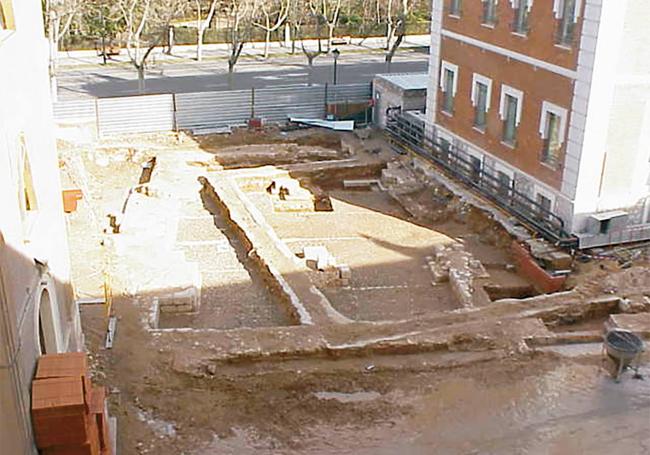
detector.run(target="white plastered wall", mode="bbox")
[563,0,650,233]
[425,0,445,134]
[0,0,83,453]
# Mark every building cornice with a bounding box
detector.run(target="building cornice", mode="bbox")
[441,29,578,80]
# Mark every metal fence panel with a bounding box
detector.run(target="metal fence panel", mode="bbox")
[255,85,326,123]
[53,83,373,135]
[327,83,372,103]
[97,94,174,136]
[175,90,252,131]
[53,99,96,123]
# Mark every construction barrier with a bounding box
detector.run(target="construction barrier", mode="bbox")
[54,83,372,137]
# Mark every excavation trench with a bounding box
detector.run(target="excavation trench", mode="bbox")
[156,177,301,329]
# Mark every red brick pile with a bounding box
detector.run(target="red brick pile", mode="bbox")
[31,353,111,455]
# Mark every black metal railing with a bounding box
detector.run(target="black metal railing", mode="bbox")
[385,114,577,246]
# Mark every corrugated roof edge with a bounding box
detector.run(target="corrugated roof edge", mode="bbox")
[374,72,429,90]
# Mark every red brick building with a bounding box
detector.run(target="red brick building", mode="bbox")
[424,0,650,247]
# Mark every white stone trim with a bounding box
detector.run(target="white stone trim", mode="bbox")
[425,0,445,129]
[553,0,582,22]
[440,61,459,96]
[495,162,515,180]
[499,85,524,125]
[471,73,493,111]
[509,0,533,12]
[441,29,578,80]
[539,101,569,144]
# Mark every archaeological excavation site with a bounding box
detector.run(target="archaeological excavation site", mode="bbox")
[58,125,650,454]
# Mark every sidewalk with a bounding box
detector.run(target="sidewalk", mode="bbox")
[57,34,431,69]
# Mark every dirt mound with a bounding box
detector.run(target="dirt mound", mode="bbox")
[195,127,342,152]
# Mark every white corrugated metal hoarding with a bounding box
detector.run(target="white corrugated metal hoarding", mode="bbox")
[97,94,175,136]
[53,83,372,135]
[175,90,252,131]
[53,99,97,123]
[254,85,326,123]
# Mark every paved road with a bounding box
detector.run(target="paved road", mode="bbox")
[56,51,430,100]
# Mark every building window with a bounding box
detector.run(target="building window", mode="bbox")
[449,0,462,17]
[469,155,482,183]
[439,137,452,162]
[482,0,498,26]
[554,0,578,46]
[499,85,523,147]
[472,73,492,131]
[439,61,458,115]
[497,170,511,196]
[0,0,15,32]
[539,101,568,167]
[536,193,553,219]
[511,0,530,35]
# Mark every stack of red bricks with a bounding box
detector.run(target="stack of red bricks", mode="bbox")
[31,352,111,455]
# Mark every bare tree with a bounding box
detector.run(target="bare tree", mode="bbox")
[224,0,254,89]
[116,0,188,93]
[309,0,342,51]
[253,0,289,59]
[385,0,408,72]
[297,9,325,86]
[285,0,302,54]
[195,0,219,61]
[44,0,84,100]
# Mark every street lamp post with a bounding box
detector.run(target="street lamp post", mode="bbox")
[332,48,340,85]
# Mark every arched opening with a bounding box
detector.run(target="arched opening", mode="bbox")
[38,289,58,355]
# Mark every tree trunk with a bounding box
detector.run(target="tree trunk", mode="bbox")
[167,26,175,55]
[284,23,291,48]
[327,24,335,51]
[137,66,145,93]
[197,27,204,61]
[264,29,271,59]
[228,61,235,89]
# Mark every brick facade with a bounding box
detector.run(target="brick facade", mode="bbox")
[436,37,574,190]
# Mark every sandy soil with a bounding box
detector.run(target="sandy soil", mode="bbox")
[81,299,650,455]
[61,128,650,454]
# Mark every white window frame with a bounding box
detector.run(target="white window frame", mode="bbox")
[471,73,493,112]
[440,61,459,97]
[539,101,568,145]
[509,0,533,11]
[553,0,582,21]
[481,0,499,21]
[499,85,524,126]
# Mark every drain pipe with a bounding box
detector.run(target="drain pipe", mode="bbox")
[0,233,35,453]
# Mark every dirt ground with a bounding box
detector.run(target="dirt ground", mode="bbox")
[60,127,650,454]
[82,298,650,454]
